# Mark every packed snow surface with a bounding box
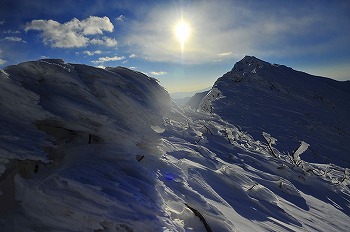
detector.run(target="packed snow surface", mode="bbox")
[0,58,349,231]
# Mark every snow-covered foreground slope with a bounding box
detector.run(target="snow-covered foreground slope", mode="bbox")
[0,59,349,231]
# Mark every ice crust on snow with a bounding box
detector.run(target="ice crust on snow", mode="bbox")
[1,57,350,231]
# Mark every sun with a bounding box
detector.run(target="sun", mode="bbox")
[175,21,190,43]
[174,20,191,51]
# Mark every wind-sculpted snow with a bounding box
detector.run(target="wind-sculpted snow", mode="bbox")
[1,58,349,231]
[192,56,350,167]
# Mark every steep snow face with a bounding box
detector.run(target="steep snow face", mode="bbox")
[0,59,179,203]
[2,59,177,144]
[197,56,350,167]
[0,59,188,230]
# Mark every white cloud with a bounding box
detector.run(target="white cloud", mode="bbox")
[40,55,49,59]
[217,52,232,57]
[90,36,117,47]
[116,15,127,22]
[3,36,26,43]
[129,53,137,58]
[129,66,136,69]
[83,51,93,56]
[125,2,251,64]
[24,16,114,48]
[150,71,167,76]
[0,49,5,65]
[92,55,125,63]
[83,50,102,56]
[3,30,20,34]
[97,65,106,69]
[80,16,114,35]
[125,1,342,64]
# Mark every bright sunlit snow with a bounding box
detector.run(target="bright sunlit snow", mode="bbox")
[0,57,349,232]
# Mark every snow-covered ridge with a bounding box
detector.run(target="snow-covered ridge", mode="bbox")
[0,58,180,184]
[39,59,73,72]
[190,56,350,167]
[1,58,349,231]
[198,88,223,113]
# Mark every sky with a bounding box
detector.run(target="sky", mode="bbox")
[0,0,349,93]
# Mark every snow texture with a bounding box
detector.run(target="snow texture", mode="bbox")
[191,55,350,167]
[1,57,349,232]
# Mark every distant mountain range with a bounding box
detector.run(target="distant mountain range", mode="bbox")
[170,87,211,106]
[170,87,211,99]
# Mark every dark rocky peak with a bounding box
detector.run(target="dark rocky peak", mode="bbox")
[232,55,272,73]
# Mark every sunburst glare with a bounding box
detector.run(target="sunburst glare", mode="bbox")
[174,20,191,53]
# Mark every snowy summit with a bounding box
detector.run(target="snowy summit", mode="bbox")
[189,55,350,166]
[0,57,350,231]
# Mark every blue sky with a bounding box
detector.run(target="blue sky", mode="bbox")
[1,0,349,93]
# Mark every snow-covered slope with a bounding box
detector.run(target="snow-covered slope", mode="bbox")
[191,56,350,167]
[1,58,349,231]
[185,90,209,110]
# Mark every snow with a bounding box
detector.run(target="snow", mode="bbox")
[1,57,350,231]
[292,141,310,166]
[192,55,350,167]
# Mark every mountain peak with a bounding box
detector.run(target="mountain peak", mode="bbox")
[39,58,66,64]
[199,55,350,167]
[241,55,262,62]
[1,58,350,232]
[232,55,271,73]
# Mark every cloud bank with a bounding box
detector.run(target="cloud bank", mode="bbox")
[217,52,232,57]
[25,16,116,48]
[83,50,102,56]
[125,1,349,64]
[150,71,167,76]
[91,36,117,47]
[3,36,26,43]
[92,55,125,63]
